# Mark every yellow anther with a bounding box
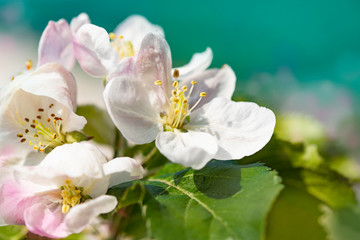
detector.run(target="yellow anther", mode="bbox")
[33,145,39,150]
[109,33,116,40]
[200,92,207,97]
[65,179,72,185]
[172,90,177,96]
[183,99,188,104]
[154,80,163,85]
[182,86,188,92]
[29,141,33,146]
[118,35,124,39]
[173,69,180,78]
[173,81,178,88]
[62,204,70,214]
[11,76,15,81]
[175,109,180,114]
[25,60,32,70]
[191,81,197,85]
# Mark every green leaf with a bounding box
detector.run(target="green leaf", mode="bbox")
[266,185,327,240]
[143,161,283,240]
[107,182,146,209]
[241,138,357,208]
[320,205,360,240]
[0,225,27,240]
[76,105,115,145]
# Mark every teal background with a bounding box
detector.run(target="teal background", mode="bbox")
[1,0,359,155]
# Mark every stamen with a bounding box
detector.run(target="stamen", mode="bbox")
[109,33,116,40]
[182,86,188,92]
[25,60,32,70]
[191,81,197,85]
[173,81,178,88]
[154,80,163,85]
[200,92,207,97]
[173,69,180,78]
[16,104,66,152]
[118,35,124,39]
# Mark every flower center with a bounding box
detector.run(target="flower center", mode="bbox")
[154,69,206,131]
[16,103,66,152]
[109,33,135,61]
[60,179,91,214]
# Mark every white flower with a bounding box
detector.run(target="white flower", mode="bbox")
[73,13,213,81]
[0,142,144,238]
[73,14,164,78]
[104,33,276,169]
[0,63,86,156]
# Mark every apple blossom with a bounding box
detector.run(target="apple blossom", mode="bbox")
[0,142,144,238]
[73,14,164,78]
[0,63,86,156]
[104,33,275,169]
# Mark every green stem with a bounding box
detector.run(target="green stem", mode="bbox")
[113,128,121,158]
[143,147,158,165]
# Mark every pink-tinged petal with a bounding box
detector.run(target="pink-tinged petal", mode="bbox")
[174,47,213,79]
[70,13,90,34]
[135,33,173,102]
[24,202,69,238]
[74,24,117,77]
[38,19,75,70]
[188,98,276,160]
[65,195,117,234]
[104,75,162,144]
[41,142,106,179]
[0,180,37,225]
[114,15,164,51]
[155,131,218,169]
[103,157,144,188]
[181,64,236,110]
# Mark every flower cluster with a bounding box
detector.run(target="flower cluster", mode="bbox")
[0,13,275,238]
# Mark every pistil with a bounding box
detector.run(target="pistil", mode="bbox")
[16,103,66,152]
[154,69,206,130]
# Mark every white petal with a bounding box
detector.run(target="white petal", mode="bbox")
[70,13,90,34]
[103,157,144,188]
[20,63,78,111]
[65,195,117,234]
[114,15,164,51]
[40,142,107,179]
[37,19,75,70]
[74,24,117,77]
[155,131,218,169]
[181,64,236,110]
[104,75,162,144]
[187,98,276,160]
[174,48,213,79]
